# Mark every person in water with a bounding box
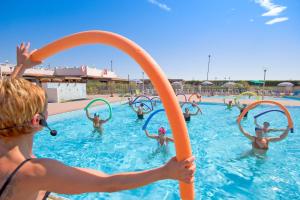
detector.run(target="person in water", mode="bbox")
[197,94,202,103]
[235,99,248,118]
[254,119,287,134]
[130,103,151,120]
[239,123,289,153]
[0,42,195,200]
[152,100,157,108]
[85,110,110,133]
[223,99,233,110]
[144,127,174,146]
[127,97,133,106]
[183,103,202,122]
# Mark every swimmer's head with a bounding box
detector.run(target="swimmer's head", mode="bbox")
[158,127,166,135]
[255,127,263,137]
[243,104,247,108]
[140,103,144,107]
[229,100,233,104]
[94,113,100,119]
[185,108,189,113]
[263,122,270,128]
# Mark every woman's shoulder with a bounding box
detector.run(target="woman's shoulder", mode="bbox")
[23,158,62,177]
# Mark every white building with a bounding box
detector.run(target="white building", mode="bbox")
[0,63,119,103]
[54,65,117,78]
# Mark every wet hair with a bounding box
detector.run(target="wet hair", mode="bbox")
[255,127,263,132]
[263,122,270,126]
[0,78,46,137]
[140,103,144,107]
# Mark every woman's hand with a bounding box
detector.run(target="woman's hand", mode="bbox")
[11,42,42,78]
[162,156,196,183]
[17,42,41,68]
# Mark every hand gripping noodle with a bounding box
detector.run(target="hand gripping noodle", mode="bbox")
[84,98,112,120]
[30,30,195,199]
[237,100,294,133]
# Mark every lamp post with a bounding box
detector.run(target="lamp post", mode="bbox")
[262,68,267,100]
[206,54,211,81]
[128,74,131,95]
[110,60,113,72]
[142,71,145,94]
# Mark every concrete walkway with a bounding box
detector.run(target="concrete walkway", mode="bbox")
[48,95,126,116]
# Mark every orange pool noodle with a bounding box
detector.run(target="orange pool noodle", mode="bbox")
[237,100,294,132]
[30,30,195,199]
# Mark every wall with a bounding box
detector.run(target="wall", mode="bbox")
[46,88,59,103]
[42,82,86,103]
[54,67,84,76]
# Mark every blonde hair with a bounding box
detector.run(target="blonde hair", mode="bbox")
[0,78,46,137]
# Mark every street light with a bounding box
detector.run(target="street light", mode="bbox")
[262,68,267,100]
[128,74,131,95]
[206,54,211,81]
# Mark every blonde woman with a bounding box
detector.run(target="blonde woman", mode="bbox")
[0,43,195,200]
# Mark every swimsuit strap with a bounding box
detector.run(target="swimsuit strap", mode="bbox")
[0,158,32,197]
[42,191,51,200]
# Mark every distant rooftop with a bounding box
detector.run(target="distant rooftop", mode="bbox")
[0,63,118,79]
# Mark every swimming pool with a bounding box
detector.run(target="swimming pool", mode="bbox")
[34,102,300,199]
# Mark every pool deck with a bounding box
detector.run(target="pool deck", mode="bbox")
[48,95,126,116]
[48,94,300,116]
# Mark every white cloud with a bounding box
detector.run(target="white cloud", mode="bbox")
[254,0,288,24]
[148,0,171,12]
[265,17,288,25]
[262,6,286,16]
[255,0,286,16]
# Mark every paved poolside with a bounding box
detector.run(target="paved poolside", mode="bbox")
[48,94,300,116]
[48,95,126,116]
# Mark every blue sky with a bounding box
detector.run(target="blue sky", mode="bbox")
[0,0,299,80]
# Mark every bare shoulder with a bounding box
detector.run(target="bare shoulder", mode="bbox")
[22,158,63,177]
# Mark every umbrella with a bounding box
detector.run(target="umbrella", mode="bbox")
[277,82,294,87]
[172,81,183,90]
[201,81,213,86]
[250,80,264,85]
[171,81,183,86]
[222,82,236,87]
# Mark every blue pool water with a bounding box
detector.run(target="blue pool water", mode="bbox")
[34,102,300,199]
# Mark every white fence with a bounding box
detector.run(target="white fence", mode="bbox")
[42,82,87,103]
